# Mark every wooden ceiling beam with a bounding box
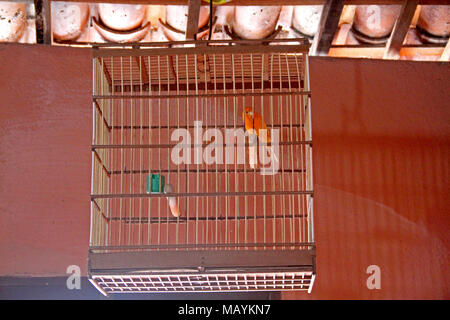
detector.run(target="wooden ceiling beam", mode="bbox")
[34,0,52,45]
[383,0,418,59]
[186,0,202,40]
[440,40,450,62]
[310,0,345,56]
[329,45,445,59]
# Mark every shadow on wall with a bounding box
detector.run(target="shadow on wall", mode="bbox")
[0,277,281,300]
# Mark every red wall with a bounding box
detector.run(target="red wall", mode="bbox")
[0,45,448,299]
[284,57,449,299]
[0,44,92,276]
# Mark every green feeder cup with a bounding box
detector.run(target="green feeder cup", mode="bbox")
[146,174,165,194]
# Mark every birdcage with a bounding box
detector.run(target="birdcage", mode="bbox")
[88,38,315,295]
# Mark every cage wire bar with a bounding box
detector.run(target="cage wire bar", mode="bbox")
[89,39,315,295]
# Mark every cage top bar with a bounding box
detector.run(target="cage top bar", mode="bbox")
[92,38,309,48]
[92,39,310,57]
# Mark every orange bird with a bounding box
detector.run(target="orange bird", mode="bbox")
[243,107,278,165]
[243,107,271,143]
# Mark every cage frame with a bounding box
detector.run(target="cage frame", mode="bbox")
[88,38,315,295]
